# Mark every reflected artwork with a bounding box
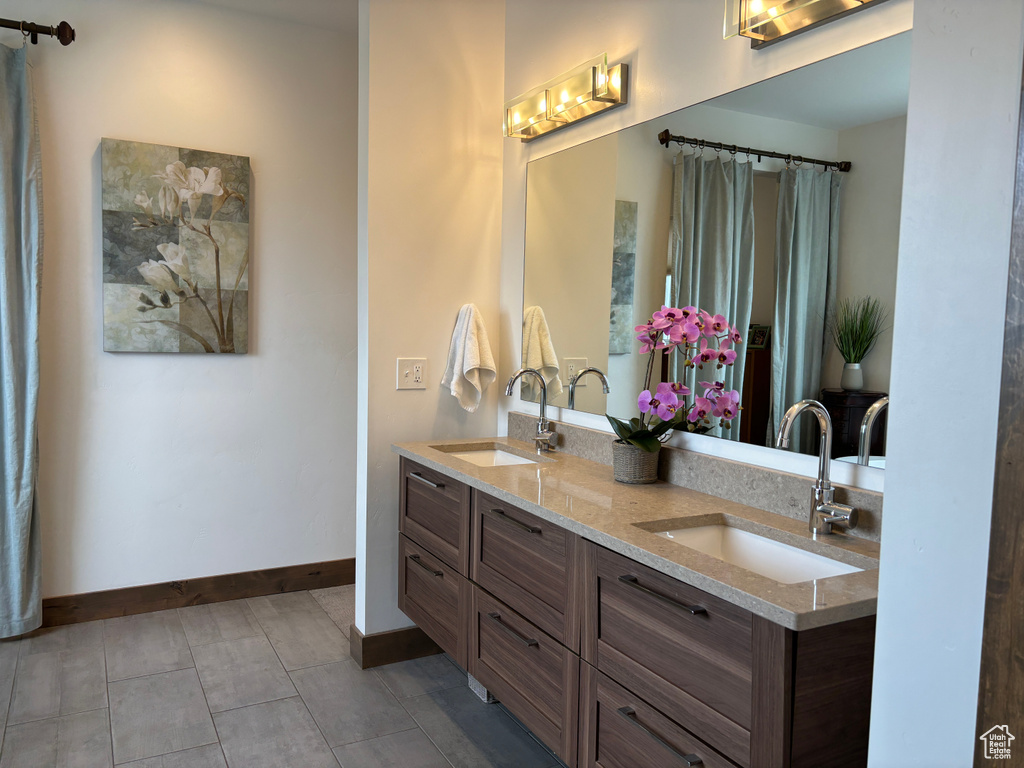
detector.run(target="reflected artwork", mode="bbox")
[101,138,251,353]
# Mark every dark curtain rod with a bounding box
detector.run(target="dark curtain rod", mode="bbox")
[0,18,75,46]
[658,129,851,173]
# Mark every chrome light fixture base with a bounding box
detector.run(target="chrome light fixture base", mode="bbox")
[504,54,629,143]
[724,0,892,48]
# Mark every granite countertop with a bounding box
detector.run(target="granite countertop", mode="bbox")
[392,437,880,631]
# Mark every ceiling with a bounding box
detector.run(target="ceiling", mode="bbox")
[707,32,912,131]
[186,0,358,34]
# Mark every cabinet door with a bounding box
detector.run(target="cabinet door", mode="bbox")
[399,457,471,575]
[471,490,580,650]
[580,663,740,768]
[398,534,470,667]
[469,586,579,767]
[583,543,753,767]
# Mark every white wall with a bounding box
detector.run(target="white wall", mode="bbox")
[869,2,1024,764]
[821,115,907,393]
[500,0,912,494]
[523,133,617,414]
[356,0,505,636]
[11,0,358,597]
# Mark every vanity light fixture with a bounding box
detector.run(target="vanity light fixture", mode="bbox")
[503,53,628,142]
[724,0,892,48]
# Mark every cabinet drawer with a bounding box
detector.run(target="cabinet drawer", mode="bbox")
[584,544,752,766]
[580,664,739,768]
[471,491,580,650]
[469,587,578,766]
[398,534,470,668]
[399,457,471,575]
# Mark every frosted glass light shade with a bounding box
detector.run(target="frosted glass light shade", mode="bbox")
[724,0,888,45]
[504,54,628,142]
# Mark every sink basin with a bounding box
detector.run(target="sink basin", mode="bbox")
[655,525,863,584]
[444,448,539,467]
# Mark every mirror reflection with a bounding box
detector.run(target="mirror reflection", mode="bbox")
[521,33,910,464]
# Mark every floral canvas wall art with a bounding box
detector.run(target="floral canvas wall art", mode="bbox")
[101,139,251,353]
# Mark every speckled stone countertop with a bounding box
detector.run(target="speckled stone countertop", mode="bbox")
[392,437,880,631]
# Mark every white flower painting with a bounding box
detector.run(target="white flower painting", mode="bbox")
[102,139,251,353]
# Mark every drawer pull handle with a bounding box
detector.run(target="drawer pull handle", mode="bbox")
[486,612,539,648]
[487,508,541,534]
[617,707,703,766]
[408,554,443,577]
[409,472,443,489]
[617,575,707,616]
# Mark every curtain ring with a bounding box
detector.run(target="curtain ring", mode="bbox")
[793,156,803,167]
[784,154,792,166]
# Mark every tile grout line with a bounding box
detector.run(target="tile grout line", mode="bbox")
[250,591,343,767]
[178,612,230,768]
[0,637,21,761]
[395,694,457,768]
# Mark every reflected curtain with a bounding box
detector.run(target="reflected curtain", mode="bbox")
[771,167,843,453]
[0,44,43,638]
[669,153,754,440]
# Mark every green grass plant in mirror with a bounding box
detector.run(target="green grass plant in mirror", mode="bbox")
[827,296,888,364]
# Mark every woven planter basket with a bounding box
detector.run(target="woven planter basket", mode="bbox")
[612,440,660,484]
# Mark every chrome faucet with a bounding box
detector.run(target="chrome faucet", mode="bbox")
[775,399,859,536]
[567,367,610,410]
[505,368,557,451]
[858,396,889,466]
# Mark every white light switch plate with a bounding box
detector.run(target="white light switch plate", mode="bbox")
[564,358,588,385]
[397,358,427,390]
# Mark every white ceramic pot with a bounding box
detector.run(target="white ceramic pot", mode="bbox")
[841,362,864,392]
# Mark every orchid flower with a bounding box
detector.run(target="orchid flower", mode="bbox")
[670,381,691,397]
[669,320,701,345]
[638,383,679,421]
[693,338,716,367]
[729,325,743,344]
[712,390,741,420]
[707,313,729,336]
[688,396,714,423]
[651,305,684,329]
[700,381,725,396]
[716,339,737,366]
[635,323,660,354]
[137,259,179,294]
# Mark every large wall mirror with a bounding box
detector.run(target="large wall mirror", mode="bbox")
[521,33,909,467]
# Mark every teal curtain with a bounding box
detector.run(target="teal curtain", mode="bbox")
[1,44,43,638]
[669,153,755,439]
[771,167,843,453]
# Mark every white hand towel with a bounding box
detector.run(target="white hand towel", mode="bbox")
[522,306,563,399]
[441,304,497,413]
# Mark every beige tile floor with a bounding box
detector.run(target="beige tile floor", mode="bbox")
[0,586,564,768]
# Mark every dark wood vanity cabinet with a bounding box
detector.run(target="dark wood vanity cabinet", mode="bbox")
[468,586,580,766]
[399,457,472,574]
[582,545,754,765]
[396,460,875,768]
[471,490,581,650]
[397,534,470,667]
[580,664,740,768]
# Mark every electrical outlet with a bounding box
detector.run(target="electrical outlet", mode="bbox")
[565,357,588,384]
[397,358,427,390]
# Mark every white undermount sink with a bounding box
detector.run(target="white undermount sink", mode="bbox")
[655,524,863,584]
[443,448,539,467]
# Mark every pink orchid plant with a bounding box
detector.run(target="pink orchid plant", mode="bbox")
[606,305,743,452]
